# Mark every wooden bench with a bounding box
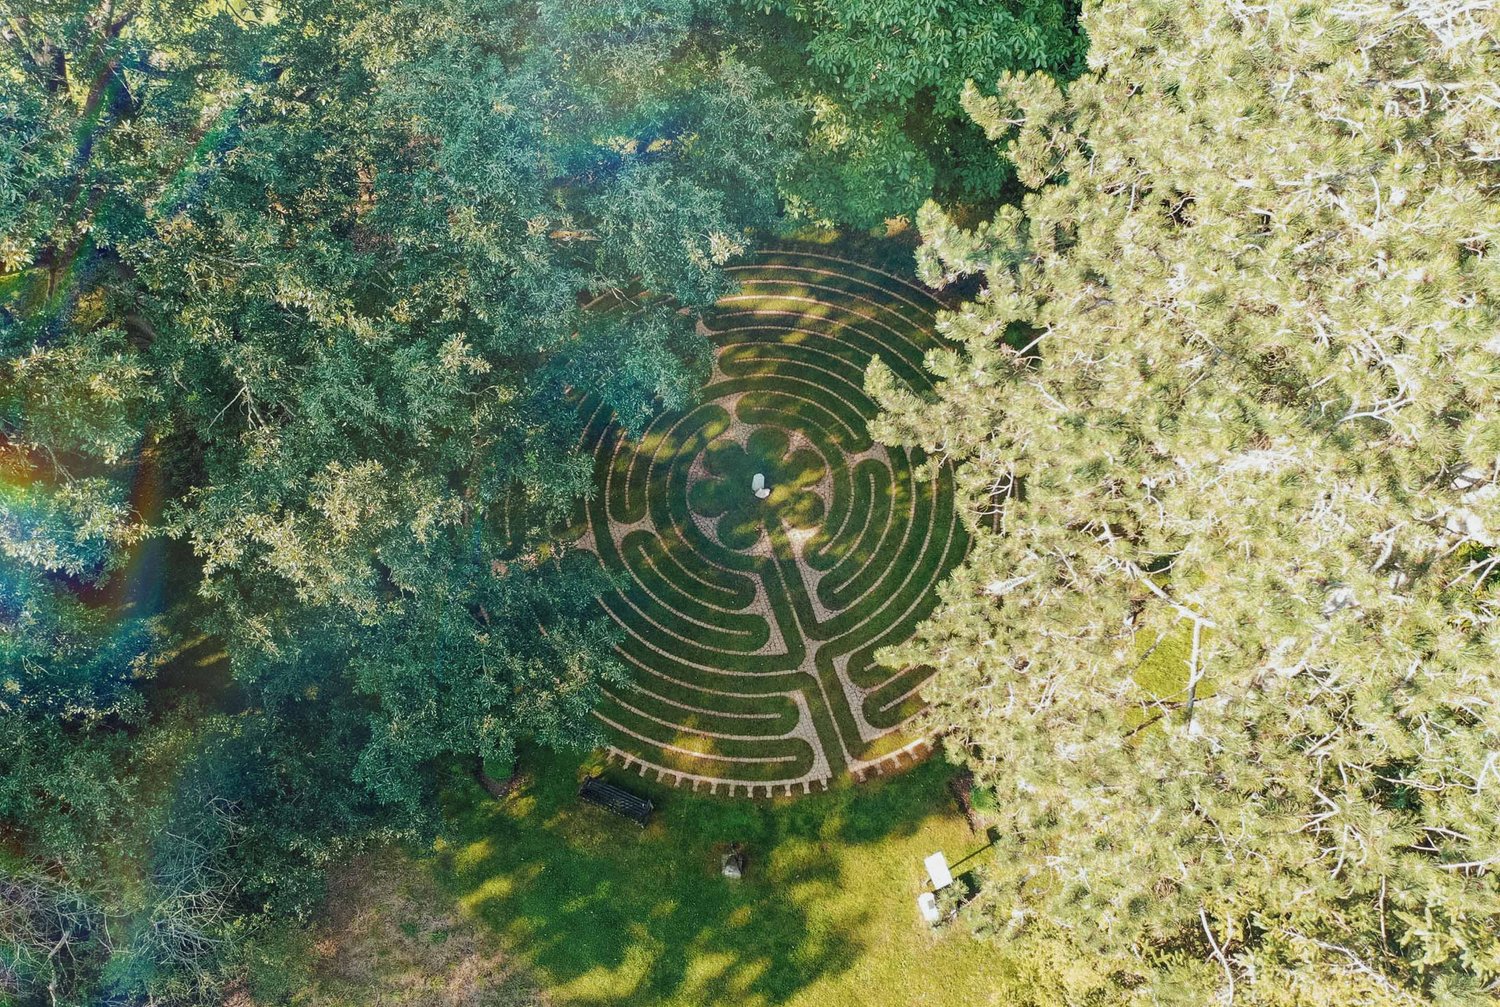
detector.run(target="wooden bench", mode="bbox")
[578,775,654,826]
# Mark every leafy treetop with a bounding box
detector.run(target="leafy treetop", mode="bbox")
[871,1,1500,1002]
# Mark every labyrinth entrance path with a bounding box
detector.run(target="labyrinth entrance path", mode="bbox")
[574,247,969,796]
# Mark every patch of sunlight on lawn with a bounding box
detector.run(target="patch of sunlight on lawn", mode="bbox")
[452,838,493,873]
[456,872,514,910]
[426,748,1023,1007]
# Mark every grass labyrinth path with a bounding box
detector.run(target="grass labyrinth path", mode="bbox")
[575,247,969,796]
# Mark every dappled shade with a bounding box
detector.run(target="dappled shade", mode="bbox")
[569,247,970,796]
[688,427,826,551]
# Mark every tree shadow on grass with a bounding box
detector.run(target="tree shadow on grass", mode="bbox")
[429,749,950,1007]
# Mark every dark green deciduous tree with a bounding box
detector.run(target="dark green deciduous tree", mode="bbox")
[135,0,797,812]
[746,0,1086,227]
[3,0,798,1000]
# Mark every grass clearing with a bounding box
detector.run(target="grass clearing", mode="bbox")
[427,747,1019,1007]
[1128,618,1218,736]
[257,849,545,1007]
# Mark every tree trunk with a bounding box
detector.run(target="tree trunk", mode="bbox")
[948,770,983,834]
[472,756,524,799]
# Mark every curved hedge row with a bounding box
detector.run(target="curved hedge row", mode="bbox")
[577,247,969,796]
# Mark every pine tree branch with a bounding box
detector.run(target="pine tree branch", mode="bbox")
[1126,561,1216,627]
[1200,906,1235,1003]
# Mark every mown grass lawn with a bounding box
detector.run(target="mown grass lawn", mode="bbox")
[429,749,1019,1007]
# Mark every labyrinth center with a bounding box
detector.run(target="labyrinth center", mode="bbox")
[576,248,969,796]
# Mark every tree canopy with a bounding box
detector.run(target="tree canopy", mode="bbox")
[8,0,1499,1003]
[3,0,796,999]
[872,2,1500,1002]
[750,0,1086,227]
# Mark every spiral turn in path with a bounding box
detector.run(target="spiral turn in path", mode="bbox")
[575,247,969,796]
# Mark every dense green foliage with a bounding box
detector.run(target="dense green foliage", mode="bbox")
[2,0,795,1000]
[748,0,1086,227]
[872,2,1500,1002]
[7,0,1498,1003]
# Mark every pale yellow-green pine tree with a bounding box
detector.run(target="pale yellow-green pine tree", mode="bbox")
[871,2,1500,1002]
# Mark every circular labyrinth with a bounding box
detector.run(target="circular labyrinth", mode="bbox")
[574,247,969,796]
